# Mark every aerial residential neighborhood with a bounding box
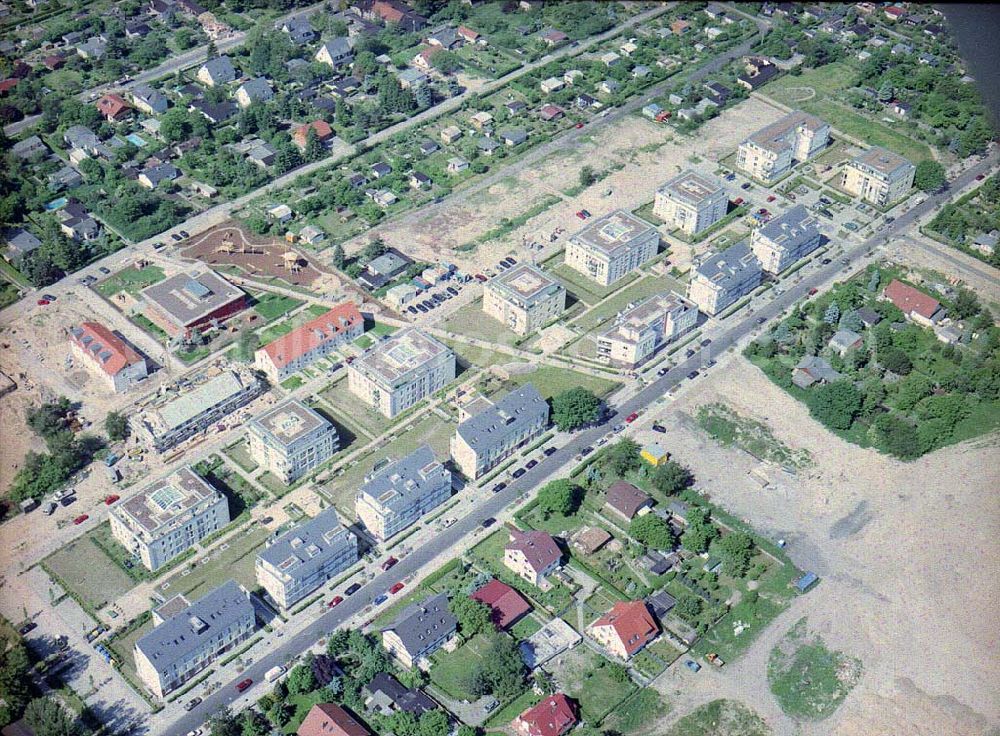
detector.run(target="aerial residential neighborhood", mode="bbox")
[0,2,997,736]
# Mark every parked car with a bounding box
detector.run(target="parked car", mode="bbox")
[171,233,182,242]
[700,338,712,347]
[512,468,526,478]
[37,299,49,306]
[756,317,766,324]
[685,348,696,358]
[99,266,111,274]
[179,230,189,238]
[381,556,398,572]
[432,293,445,303]
[481,517,497,529]
[684,660,702,673]
[821,257,832,265]
[474,274,487,282]
[732,197,743,206]
[526,459,538,469]
[73,514,89,525]
[575,210,588,220]
[766,195,776,202]
[575,122,584,128]
[657,367,669,376]
[625,412,639,423]
[687,370,700,380]
[373,594,388,605]
[328,596,343,608]
[446,286,459,296]
[42,294,57,301]
[344,583,362,596]
[808,287,818,296]
[184,698,201,711]
[407,306,418,314]
[235,679,253,693]
[18,622,36,635]
[580,446,594,456]
[153,241,166,250]
[506,257,517,265]
[543,446,557,457]
[104,494,119,505]
[976,173,985,180]
[416,303,428,313]
[492,482,507,493]
[652,424,666,433]
[389,582,405,594]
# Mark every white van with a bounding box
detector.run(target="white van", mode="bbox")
[264,666,286,683]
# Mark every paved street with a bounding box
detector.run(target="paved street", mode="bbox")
[165,150,998,736]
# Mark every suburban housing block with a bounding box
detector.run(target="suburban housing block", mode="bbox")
[483,264,566,336]
[749,204,822,274]
[382,592,457,668]
[68,321,148,393]
[841,147,916,206]
[736,110,830,183]
[255,507,358,610]
[586,599,660,660]
[248,399,339,485]
[504,525,562,588]
[450,383,549,479]
[254,301,363,382]
[347,329,455,418]
[653,169,729,235]
[596,292,698,367]
[110,466,230,571]
[134,580,255,698]
[686,240,763,315]
[564,210,659,286]
[355,445,452,541]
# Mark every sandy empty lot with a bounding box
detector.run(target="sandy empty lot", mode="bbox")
[641,355,999,736]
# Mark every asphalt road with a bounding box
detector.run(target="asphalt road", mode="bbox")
[167,150,998,736]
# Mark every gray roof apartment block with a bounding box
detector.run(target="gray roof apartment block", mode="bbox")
[694,240,762,289]
[359,445,450,515]
[456,383,548,454]
[755,204,820,249]
[258,507,356,586]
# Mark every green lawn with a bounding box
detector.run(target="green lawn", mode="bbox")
[95,265,166,298]
[483,688,540,728]
[252,293,303,322]
[607,688,667,734]
[763,61,934,162]
[281,375,305,390]
[223,439,259,474]
[106,617,154,686]
[767,618,862,721]
[440,338,512,372]
[546,645,636,723]
[158,526,269,600]
[438,300,523,347]
[548,262,639,305]
[318,377,395,437]
[429,632,492,700]
[283,691,329,734]
[498,365,620,400]
[664,699,771,736]
[509,613,543,641]
[44,533,137,613]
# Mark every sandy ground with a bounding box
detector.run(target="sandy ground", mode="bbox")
[344,96,786,276]
[636,355,1000,736]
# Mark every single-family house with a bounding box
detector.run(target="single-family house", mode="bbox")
[280,15,316,45]
[138,162,179,189]
[540,76,564,94]
[477,137,501,156]
[499,128,527,146]
[397,68,427,89]
[95,94,131,122]
[11,135,47,160]
[418,139,438,155]
[513,694,578,736]
[292,120,334,150]
[586,600,659,660]
[426,27,459,49]
[828,329,863,356]
[370,161,392,178]
[236,77,274,108]
[247,142,278,167]
[76,36,108,60]
[315,38,353,68]
[197,56,236,87]
[540,28,568,46]
[791,355,841,389]
[4,228,42,261]
[598,79,620,94]
[267,203,293,223]
[440,125,462,144]
[599,51,620,67]
[381,593,457,668]
[409,171,431,189]
[470,579,531,630]
[605,481,653,521]
[130,84,169,115]
[470,110,494,130]
[505,100,526,116]
[539,104,564,121]
[457,26,481,44]
[882,279,945,326]
[504,524,561,588]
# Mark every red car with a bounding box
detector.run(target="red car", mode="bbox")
[327,596,344,608]
[625,412,639,424]
[474,274,487,282]
[766,195,776,202]
[808,287,818,296]
[575,122,584,129]
[235,678,253,693]
[575,210,587,220]
[37,299,50,306]
[104,495,120,505]
[389,582,405,594]
[73,514,89,525]
[976,174,985,180]
[733,197,744,206]
[381,556,398,572]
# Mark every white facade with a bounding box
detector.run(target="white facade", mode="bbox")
[248,400,339,484]
[841,147,915,206]
[483,264,566,336]
[596,292,698,367]
[564,210,659,286]
[653,170,729,235]
[736,111,830,183]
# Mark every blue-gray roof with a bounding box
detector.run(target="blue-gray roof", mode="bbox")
[5,228,42,255]
[456,384,548,452]
[258,507,355,583]
[201,56,235,82]
[135,580,253,671]
[239,77,273,101]
[694,240,761,288]
[359,445,449,513]
[755,205,820,250]
[384,592,456,653]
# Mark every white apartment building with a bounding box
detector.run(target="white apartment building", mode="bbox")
[347,329,455,418]
[840,147,916,206]
[255,507,358,609]
[749,205,822,274]
[355,445,451,541]
[483,264,566,336]
[687,241,763,315]
[653,170,728,235]
[736,111,830,183]
[134,580,255,698]
[564,210,660,286]
[450,383,549,479]
[110,466,230,571]
[248,399,339,485]
[596,292,698,367]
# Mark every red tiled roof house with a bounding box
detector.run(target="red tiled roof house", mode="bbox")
[586,600,659,660]
[297,703,372,736]
[69,322,149,393]
[471,578,532,630]
[254,302,363,382]
[513,693,578,736]
[95,93,132,121]
[882,279,945,326]
[604,480,654,521]
[292,120,334,151]
[504,524,561,588]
